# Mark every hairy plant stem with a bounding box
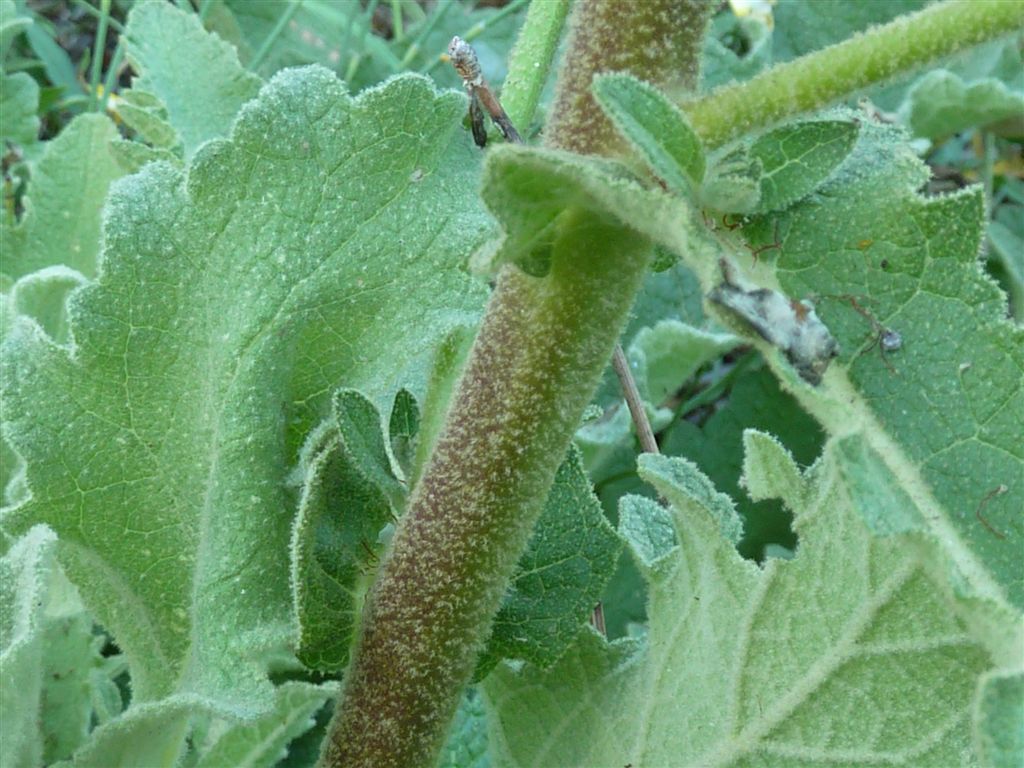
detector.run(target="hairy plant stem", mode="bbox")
[685,0,1024,150]
[322,214,652,767]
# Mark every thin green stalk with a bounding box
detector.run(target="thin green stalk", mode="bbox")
[71,0,125,34]
[499,0,570,133]
[100,33,125,106]
[685,0,1024,149]
[249,0,302,73]
[390,0,403,43]
[400,0,453,68]
[88,0,111,111]
[420,0,529,73]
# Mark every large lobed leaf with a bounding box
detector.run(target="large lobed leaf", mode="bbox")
[484,448,1000,766]
[1,67,491,716]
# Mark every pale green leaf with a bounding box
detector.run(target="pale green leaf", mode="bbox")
[662,366,824,559]
[124,1,262,158]
[334,389,406,512]
[1,68,490,713]
[698,144,763,213]
[8,266,88,345]
[62,700,193,768]
[480,144,698,277]
[747,119,859,213]
[626,320,738,405]
[0,0,30,60]
[593,73,705,193]
[193,682,336,768]
[2,113,127,280]
[388,388,419,481]
[0,526,117,767]
[484,451,997,766]
[290,420,393,673]
[439,687,491,768]
[0,525,54,768]
[900,69,1024,139]
[0,71,38,148]
[115,90,181,151]
[975,669,1024,768]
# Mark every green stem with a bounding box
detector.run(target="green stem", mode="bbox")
[71,0,125,34]
[499,0,570,134]
[399,0,452,68]
[249,0,302,73]
[685,0,1024,149]
[100,33,125,105]
[88,0,112,111]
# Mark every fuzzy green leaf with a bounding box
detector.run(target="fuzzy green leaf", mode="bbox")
[124,1,262,158]
[748,119,859,212]
[899,69,1024,139]
[484,451,998,766]
[192,682,336,768]
[593,73,706,193]
[290,421,393,673]
[480,144,698,277]
[1,68,490,714]
[975,670,1024,768]
[439,687,491,768]
[388,388,420,481]
[627,320,738,405]
[0,71,38,149]
[477,445,621,677]
[1,526,55,768]
[2,114,127,280]
[0,0,30,59]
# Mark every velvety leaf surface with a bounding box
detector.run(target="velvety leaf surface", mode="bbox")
[439,687,491,768]
[484,451,996,767]
[124,1,262,158]
[899,69,1024,140]
[477,446,621,677]
[662,365,825,559]
[1,68,490,715]
[593,72,705,193]
[2,114,127,280]
[0,71,38,149]
[192,682,337,768]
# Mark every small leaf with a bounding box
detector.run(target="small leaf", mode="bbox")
[438,687,491,768]
[593,73,705,193]
[388,388,420,481]
[290,427,392,673]
[477,446,622,677]
[0,0,31,60]
[748,119,859,213]
[2,113,128,280]
[900,69,1024,139]
[626,319,738,404]
[699,144,763,213]
[193,682,337,768]
[124,1,262,157]
[740,428,805,513]
[0,71,39,148]
[334,389,406,512]
[618,495,677,572]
